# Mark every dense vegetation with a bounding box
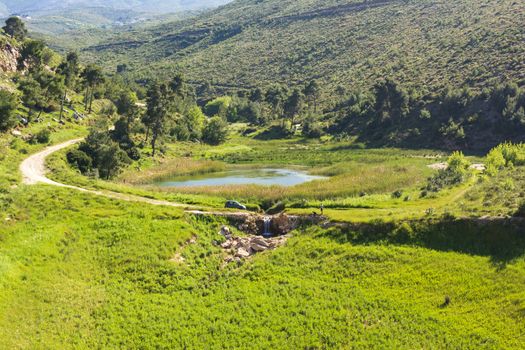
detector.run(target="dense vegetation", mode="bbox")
[43,0,524,150]
[77,0,524,96]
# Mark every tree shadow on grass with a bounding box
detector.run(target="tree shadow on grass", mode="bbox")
[253,125,292,140]
[319,216,525,268]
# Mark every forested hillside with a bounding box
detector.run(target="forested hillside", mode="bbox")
[82,0,524,96]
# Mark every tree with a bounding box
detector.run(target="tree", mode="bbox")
[34,69,64,117]
[66,149,92,174]
[284,88,304,125]
[202,116,228,145]
[77,127,131,179]
[249,88,263,103]
[373,78,409,125]
[3,17,27,41]
[265,84,288,119]
[81,65,105,113]
[186,105,206,139]
[18,69,64,117]
[304,80,320,113]
[57,52,80,121]
[204,96,232,118]
[144,81,172,156]
[0,90,19,132]
[96,142,132,179]
[115,90,139,133]
[18,40,47,71]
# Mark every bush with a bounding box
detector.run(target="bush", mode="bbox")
[31,129,51,144]
[424,151,471,192]
[485,143,525,176]
[75,127,132,179]
[204,96,232,118]
[303,119,323,138]
[202,116,228,145]
[515,201,525,217]
[126,147,141,161]
[391,190,403,199]
[0,90,19,132]
[67,149,92,174]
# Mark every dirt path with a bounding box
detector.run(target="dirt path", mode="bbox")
[20,139,194,209]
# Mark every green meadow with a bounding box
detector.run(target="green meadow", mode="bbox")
[1,123,525,348]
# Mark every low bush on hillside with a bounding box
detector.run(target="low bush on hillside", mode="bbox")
[423,151,471,194]
[486,142,525,176]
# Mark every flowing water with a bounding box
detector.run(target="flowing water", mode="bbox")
[263,216,272,237]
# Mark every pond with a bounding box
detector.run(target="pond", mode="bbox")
[155,168,326,188]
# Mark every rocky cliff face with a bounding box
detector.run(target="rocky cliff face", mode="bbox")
[0,42,19,74]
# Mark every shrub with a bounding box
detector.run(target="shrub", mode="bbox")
[0,90,19,132]
[67,149,92,174]
[485,142,525,176]
[424,151,471,192]
[202,116,228,145]
[391,190,403,199]
[32,129,51,144]
[303,119,323,138]
[515,201,525,217]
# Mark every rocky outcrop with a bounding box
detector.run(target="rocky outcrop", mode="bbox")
[0,42,20,74]
[218,226,288,263]
[189,210,327,236]
[236,213,300,236]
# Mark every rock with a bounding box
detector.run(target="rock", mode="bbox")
[219,226,232,239]
[169,253,185,263]
[11,130,22,137]
[235,247,251,258]
[250,242,269,252]
[221,241,232,249]
[252,237,269,247]
[238,216,259,235]
[272,213,295,235]
[0,43,20,73]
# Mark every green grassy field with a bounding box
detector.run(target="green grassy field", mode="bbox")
[2,122,525,348]
[1,183,524,348]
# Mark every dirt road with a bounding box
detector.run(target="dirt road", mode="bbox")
[19,139,193,209]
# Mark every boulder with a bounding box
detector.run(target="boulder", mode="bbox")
[219,225,232,239]
[250,242,270,252]
[235,247,251,258]
[272,213,295,235]
[221,241,232,249]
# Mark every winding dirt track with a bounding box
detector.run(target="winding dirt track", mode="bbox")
[20,139,193,209]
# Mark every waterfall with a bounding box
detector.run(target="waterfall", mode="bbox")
[263,216,272,237]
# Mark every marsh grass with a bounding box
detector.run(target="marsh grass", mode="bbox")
[157,163,426,203]
[119,157,226,184]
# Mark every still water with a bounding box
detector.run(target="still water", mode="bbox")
[156,168,326,187]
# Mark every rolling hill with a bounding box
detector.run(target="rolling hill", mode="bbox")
[0,0,233,38]
[0,0,232,15]
[76,0,524,96]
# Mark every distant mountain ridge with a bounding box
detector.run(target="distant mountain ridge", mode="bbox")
[0,0,232,16]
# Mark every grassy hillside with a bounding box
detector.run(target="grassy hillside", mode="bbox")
[79,0,524,95]
[1,127,525,348]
